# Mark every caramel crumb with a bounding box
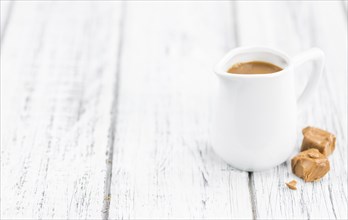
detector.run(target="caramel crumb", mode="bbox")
[286,180,297,190]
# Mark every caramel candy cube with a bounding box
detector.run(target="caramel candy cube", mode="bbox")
[301,126,336,156]
[291,149,330,182]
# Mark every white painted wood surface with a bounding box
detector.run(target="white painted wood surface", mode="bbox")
[108,2,252,219]
[1,1,122,219]
[1,1,347,219]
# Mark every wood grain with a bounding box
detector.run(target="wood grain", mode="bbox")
[236,1,347,219]
[1,2,122,219]
[108,2,252,219]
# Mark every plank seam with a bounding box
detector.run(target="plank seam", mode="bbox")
[341,0,348,16]
[328,183,338,219]
[248,172,257,220]
[0,0,15,44]
[102,2,127,220]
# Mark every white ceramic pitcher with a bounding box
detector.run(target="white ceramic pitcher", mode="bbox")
[212,46,325,171]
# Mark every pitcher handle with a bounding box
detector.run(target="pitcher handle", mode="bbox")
[292,48,325,110]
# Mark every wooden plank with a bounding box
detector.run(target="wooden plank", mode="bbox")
[1,1,122,219]
[108,2,253,219]
[236,1,347,219]
[0,0,14,38]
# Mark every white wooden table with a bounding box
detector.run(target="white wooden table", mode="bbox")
[1,1,347,219]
